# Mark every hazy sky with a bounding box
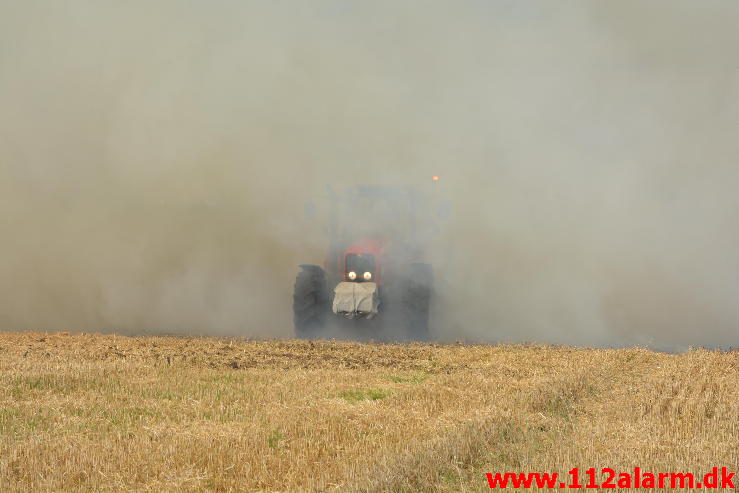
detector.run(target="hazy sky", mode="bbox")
[0,1,737,349]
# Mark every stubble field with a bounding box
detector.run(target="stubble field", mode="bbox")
[0,331,736,492]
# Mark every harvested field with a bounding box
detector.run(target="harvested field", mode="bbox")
[0,331,736,492]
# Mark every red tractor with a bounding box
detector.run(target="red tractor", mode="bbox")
[292,184,445,341]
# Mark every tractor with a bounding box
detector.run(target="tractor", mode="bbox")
[292,183,447,341]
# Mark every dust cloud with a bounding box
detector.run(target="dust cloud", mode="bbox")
[0,1,737,349]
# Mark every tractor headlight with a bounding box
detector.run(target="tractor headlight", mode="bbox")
[347,271,357,280]
[363,271,372,281]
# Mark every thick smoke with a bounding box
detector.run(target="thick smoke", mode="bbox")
[0,1,737,348]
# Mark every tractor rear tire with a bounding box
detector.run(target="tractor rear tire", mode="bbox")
[402,263,433,341]
[293,265,328,339]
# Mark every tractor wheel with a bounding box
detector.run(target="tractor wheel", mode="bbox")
[293,265,328,338]
[403,263,433,341]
